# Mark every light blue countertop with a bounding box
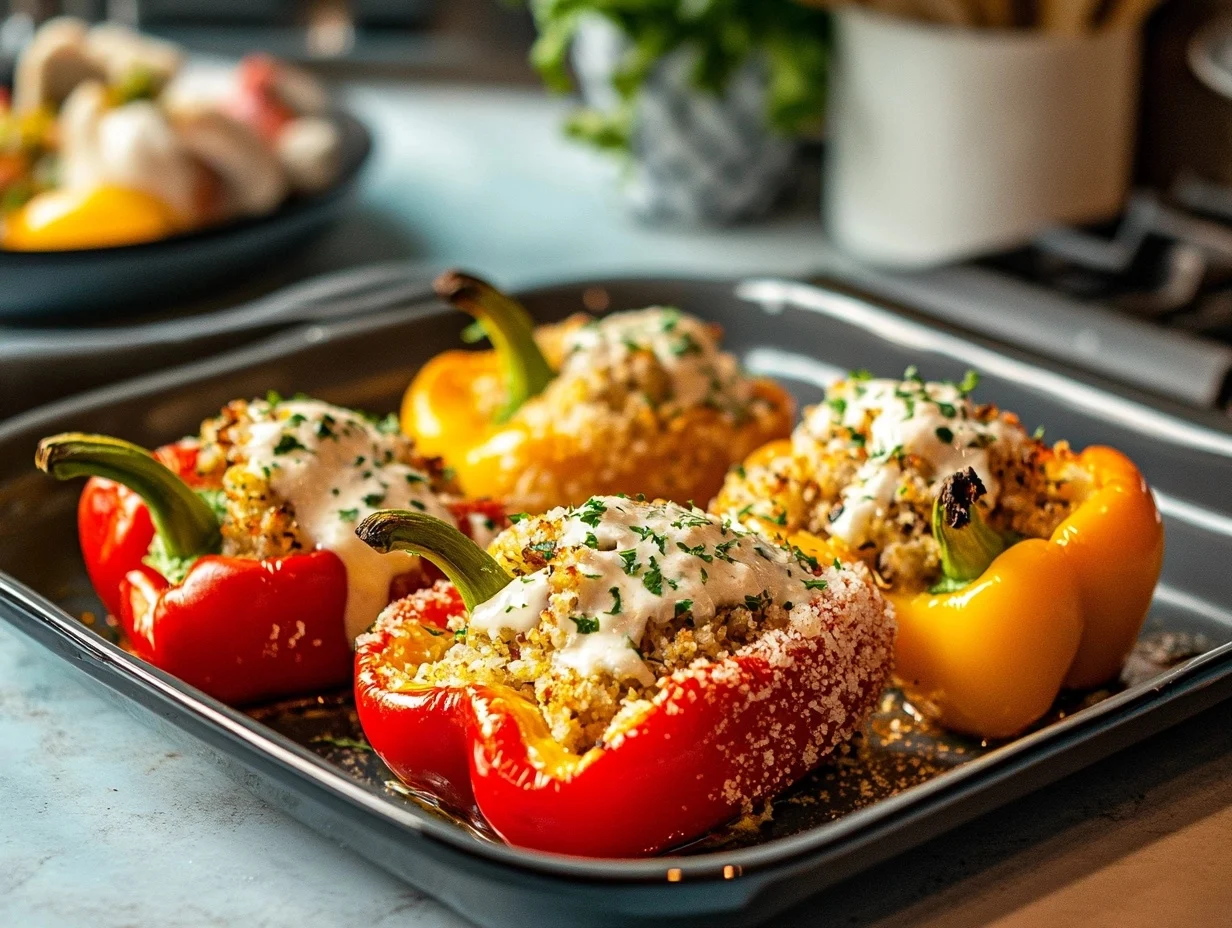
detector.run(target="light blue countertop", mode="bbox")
[3,83,1231,928]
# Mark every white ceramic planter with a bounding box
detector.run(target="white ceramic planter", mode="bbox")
[825,9,1141,268]
[571,16,796,225]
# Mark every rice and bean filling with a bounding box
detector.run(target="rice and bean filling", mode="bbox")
[409,495,859,754]
[718,369,1091,591]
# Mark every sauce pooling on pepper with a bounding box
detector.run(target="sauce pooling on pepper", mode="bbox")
[240,398,454,639]
[469,496,830,685]
[797,374,1017,547]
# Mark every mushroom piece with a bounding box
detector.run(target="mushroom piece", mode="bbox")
[13,17,105,113]
[275,117,342,193]
[172,109,288,218]
[58,81,199,221]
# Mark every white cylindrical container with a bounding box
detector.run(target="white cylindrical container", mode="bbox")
[825,9,1141,268]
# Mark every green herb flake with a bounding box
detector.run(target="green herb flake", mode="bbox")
[641,557,664,596]
[606,587,623,615]
[935,426,955,444]
[804,578,828,591]
[338,508,360,522]
[619,550,641,575]
[674,600,693,617]
[274,434,307,455]
[571,615,600,634]
[508,512,529,524]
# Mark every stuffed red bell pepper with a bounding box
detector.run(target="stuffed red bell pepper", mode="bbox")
[36,395,505,705]
[353,495,895,857]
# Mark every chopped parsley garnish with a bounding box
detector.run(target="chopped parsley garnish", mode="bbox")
[674,600,693,617]
[804,578,828,591]
[316,416,337,440]
[714,539,739,563]
[508,512,529,523]
[405,472,426,485]
[631,525,667,553]
[676,542,713,563]
[606,587,623,615]
[363,492,386,507]
[734,464,747,479]
[576,498,607,527]
[959,369,980,396]
[671,332,703,357]
[338,508,359,521]
[274,434,307,455]
[936,401,956,417]
[744,592,767,612]
[619,550,641,575]
[792,546,820,571]
[903,365,922,382]
[353,455,366,467]
[1032,425,1046,440]
[410,500,427,511]
[641,557,664,596]
[850,368,873,381]
[287,413,307,427]
[571,616,600,634]
[265,389,284,405]
[773,511,788,526]
[833,557,843,570]
[583,532,599,549]
[935,426,955,444]
[376,413,400,435]
[670,510,711,529]
[847,428,867,447]
[828,396,847,417]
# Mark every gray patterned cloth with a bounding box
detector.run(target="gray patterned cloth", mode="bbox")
[571,16,797,226]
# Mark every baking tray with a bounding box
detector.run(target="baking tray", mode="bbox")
[2,277,1231,928]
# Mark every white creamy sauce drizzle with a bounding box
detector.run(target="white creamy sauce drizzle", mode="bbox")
[239,398,453,640]
[469,497,817,685]
[802,378,1014,547]
[560,307,750,412]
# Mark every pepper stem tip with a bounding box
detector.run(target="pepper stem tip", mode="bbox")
[35,432,221,561]
[433,269,555,422]
[931,467,1009,592]
[357,509,513,612]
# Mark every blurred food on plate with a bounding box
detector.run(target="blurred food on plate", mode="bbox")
[0,17,343,251]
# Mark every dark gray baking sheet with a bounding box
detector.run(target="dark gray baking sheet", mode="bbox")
[1,277,1230,928]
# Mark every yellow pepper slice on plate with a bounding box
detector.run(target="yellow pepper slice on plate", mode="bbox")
[2,184,181,251]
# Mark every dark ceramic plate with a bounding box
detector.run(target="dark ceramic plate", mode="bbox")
[1,278,1231,928]
[0,110,371,321]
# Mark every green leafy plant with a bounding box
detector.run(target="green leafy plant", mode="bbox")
[528,0,830,152]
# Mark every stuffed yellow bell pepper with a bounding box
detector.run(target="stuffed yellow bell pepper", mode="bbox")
[713,368,1164,739]
[402,271,794,512]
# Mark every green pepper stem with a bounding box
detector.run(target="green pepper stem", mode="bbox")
[931,467,1008,593]
[356,509,513,612]
[434,269,555,422]
[35,433,221,560]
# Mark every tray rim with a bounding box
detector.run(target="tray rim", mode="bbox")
[3,274,1232,890]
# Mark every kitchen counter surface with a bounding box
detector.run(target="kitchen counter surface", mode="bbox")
[2,82,1230,928]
